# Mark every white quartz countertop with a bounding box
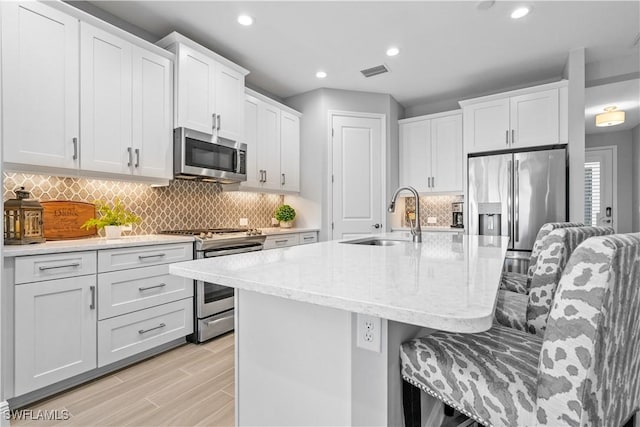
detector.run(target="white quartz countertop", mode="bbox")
[3,234,195,257]
[170,231,510,333]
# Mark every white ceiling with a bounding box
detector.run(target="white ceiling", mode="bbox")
[85,1,640,112]
[585,79,640,134]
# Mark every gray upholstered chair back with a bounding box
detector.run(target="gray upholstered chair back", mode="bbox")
[535,233,640,427]
[526,222,584,285]
[526,226,614,336]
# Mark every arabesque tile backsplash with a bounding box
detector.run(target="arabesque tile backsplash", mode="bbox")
[404,195,464,227]
[3,173,283,236]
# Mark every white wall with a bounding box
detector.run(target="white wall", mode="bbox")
[284,88,403,241]
[633,125,640,232]
[586,130,634,233]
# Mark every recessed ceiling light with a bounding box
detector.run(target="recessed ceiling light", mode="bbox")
[510,6,530,19]
[237,15,254,26]
[386,47,400,57]
[316,71,327,79]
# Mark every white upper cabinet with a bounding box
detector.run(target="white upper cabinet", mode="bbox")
[460,81,568,154]
[236,89,302,194]
[80,23,133,175]
[1,1,80,170]
[399,111,463,194]
[157,32,248,142]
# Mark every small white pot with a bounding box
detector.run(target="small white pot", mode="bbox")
[279,221,293,228]
[104,225,122,239]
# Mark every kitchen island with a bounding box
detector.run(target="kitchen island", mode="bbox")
[170,232,510,426]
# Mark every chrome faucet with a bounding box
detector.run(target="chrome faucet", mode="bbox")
[388,186,422,243]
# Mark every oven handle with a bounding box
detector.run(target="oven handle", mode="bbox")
[201,244,263,258]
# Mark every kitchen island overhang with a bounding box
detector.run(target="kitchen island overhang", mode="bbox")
[170,232,510,426]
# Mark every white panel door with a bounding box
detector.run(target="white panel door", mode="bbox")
[259,103,281,190]
[80,23,132,175]
[1,1,79,169]
[431,114,463,193]
[280,111,300,192]
[242,95,262,188]
[214,62,245,142]
[176,44,215,134]
[510,89,559,148]
[332,115,383,239]
[463,98,510,153]
[15,276,97,395]
[132,46,173,179]
[585,148,616,231]
[399,120,430,192]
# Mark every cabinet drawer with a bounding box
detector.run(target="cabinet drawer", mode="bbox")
[263,234,300,250]
[298,232,318,245]
[98,298,193,367]
[15,251,97,284]
[98,243,193,272]
[98,265,194,320]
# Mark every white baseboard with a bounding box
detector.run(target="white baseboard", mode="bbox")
[0,400,10,427]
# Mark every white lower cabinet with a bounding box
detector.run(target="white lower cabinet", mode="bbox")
[299,232,318,245]
[98,298,193,367]
[14,275,97,396]
[263,231,319,249]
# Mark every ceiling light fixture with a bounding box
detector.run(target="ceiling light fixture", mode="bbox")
[237,15,254,26]
[386,47,400,57]
[510,6,530,19]
[595,106,625,127]
[316,71,327,79]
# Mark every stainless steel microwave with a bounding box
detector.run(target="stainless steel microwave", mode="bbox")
[174,127,247,183]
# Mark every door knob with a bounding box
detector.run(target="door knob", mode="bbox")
[372,223,382,229]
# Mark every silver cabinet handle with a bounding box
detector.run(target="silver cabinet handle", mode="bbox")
[212,113,217,132]
[135,148,140,168]
[506,130,509,145]
[39,262,80,271]
[512,129,515,144]
[72,137,78,160]
[427,177,431,188]
[275,239,288,244]
[217,114,221,131]
[281,173,286,186]
[138,323,166,334]
[127,147,133,167]
[432,176,435,188]
[90,285,96,310]
[139,283,166,292]
[515,159,520,242]
[303,236,314,240]
[138,253,166,260]
[507,160,512,242]
[264,170,267,182]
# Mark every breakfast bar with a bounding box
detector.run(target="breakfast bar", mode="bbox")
[170,232,510,426]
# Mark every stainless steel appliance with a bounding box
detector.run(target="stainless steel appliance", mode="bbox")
[161,228,266,342]
[468,146,567,252]
[174,127,247,183]
[451,202,464,228]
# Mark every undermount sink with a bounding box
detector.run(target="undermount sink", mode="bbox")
[341,237,407,246]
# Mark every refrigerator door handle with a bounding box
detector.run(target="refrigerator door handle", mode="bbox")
[507,159,512,243]
[515,159,520,242]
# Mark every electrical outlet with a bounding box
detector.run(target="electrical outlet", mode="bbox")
[239,218,248,226]
[356,314,381,352]
[427,216,437,224]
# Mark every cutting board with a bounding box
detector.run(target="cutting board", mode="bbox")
[41,201,97,240]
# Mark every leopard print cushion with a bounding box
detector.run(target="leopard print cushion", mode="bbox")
[500,272,528,294]
[494,290,527,332]
[526,226,614,336]
[401,325,542,427]
[536,233,640,426]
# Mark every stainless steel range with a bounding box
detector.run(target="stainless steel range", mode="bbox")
[161,228,266,342]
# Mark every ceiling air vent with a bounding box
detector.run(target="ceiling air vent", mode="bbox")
[360,64,389,78]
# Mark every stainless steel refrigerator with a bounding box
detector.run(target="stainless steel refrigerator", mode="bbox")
[468,147,567,252]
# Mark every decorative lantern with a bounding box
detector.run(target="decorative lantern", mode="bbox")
[4,187,45,245]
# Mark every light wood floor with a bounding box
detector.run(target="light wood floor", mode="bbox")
[13,333,235,427]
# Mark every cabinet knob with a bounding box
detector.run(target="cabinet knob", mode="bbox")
[372,223,382,229]
[505,130,509,145]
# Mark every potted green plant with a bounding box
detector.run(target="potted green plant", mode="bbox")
[81,199,141,239]
[274,204,296,228]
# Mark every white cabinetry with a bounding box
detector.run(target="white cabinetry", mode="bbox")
[14,252,97,396]
[460,81,567,154]
[80,23,173,180]
[239,89,302,194]
[0,2,174,183]
[399,111,463,193]
[1,1,80,171]
[156,32,248,142]
[263,231,318,249]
